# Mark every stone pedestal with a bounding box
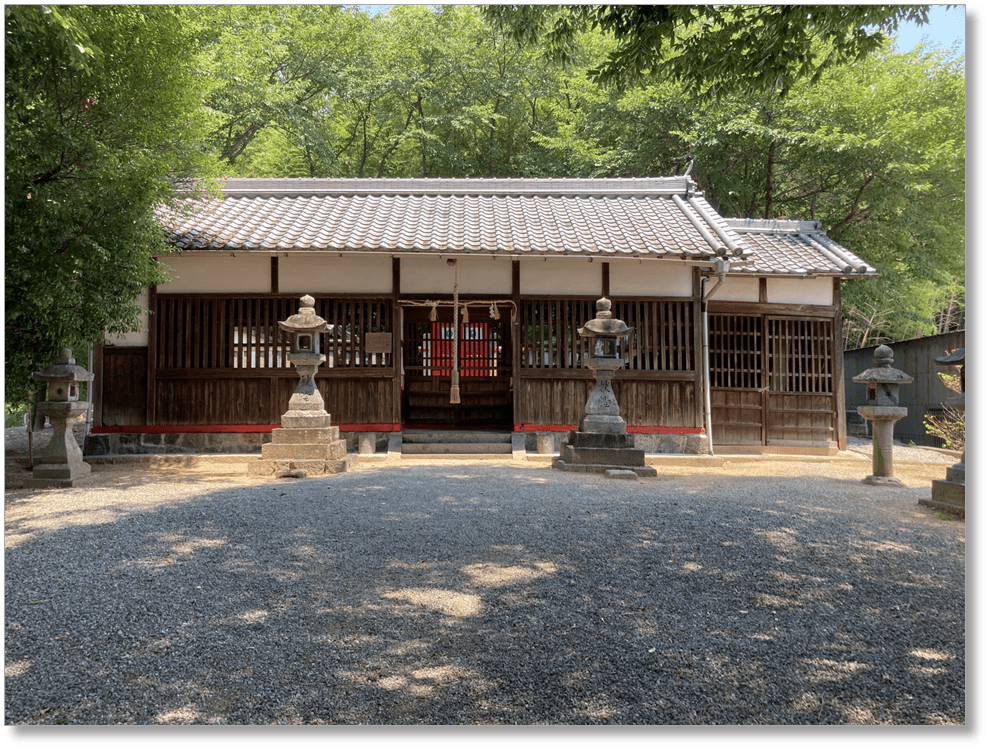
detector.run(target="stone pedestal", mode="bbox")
[857,405,908,486]
[24,401,93,489]
[248,411,355,478]
[921,347,965,517]
[924,461,965,518]
[553,356,657,478]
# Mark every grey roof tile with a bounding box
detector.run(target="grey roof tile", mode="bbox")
[155,178,874,277]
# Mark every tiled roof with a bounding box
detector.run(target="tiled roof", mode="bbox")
[156,178,874,277]
[723,219,877,276]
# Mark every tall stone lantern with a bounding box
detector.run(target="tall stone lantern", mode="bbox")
[853,344,913,486]
[26,347,94,488]
[553,298,657,478]
[248,295,355,478]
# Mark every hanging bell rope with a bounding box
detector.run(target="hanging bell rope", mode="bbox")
[449,260,461,404]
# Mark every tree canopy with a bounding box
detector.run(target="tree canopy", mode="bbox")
[4,4,964,404]
[4,5,220,402]
[482,4,932,96]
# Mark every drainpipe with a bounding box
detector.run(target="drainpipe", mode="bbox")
[700,259,729,456]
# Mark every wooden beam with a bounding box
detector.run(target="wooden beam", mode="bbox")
[708,300,835,318]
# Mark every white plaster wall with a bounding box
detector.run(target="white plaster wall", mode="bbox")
[520,258,601,296]
[158,254,272,293]
[768,277,833,306]
[104,288,149,347]
[281,254,393,294]
[402,256,513,295]
[706,276,760,302]
[609,260,692,297]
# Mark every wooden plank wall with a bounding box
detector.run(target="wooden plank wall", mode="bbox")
[517,297,700,428]
[147,294,398,426]
[100,347,148,426]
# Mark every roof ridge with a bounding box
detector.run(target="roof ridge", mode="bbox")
[214,176,696,198]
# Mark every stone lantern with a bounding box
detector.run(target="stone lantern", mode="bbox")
[26,347,94,488]
[248,295,355,478]
[553,298,656,478]
[278,294,331,417]
[922,348,965,517]
[852,344,913,486]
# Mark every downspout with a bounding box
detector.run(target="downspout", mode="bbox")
[700,259,729,456]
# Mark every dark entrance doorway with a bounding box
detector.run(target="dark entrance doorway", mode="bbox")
[402,304,513,429]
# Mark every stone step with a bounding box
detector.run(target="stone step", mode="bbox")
[402,442,513,456]
[402,431,513,445]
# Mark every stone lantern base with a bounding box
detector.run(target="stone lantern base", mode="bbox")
[24,401,96,489]
[248,412,356,478]
[553,431,658,478]
[922,460,965,519]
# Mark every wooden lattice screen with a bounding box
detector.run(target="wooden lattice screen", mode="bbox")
[709,314,763,389]
[154,295,395,371]
[767,317,834,394]
[519,298,695,372]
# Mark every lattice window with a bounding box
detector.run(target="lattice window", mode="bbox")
[709,314,763,389]
[519,298,695,371]
[155,295,394,370]
[767,317,833,394]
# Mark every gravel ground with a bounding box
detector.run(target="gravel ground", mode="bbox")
[4,427,965,725]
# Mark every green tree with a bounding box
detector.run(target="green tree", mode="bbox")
[483,4,933,96]
[4,5,219,403]
[580,39,964,342]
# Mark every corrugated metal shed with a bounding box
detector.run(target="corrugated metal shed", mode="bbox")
[844,331,965,446]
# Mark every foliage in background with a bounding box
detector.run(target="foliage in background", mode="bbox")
[923,370,965,451]
[4,5,965,407]
[4,5,221,404]
[482,4,931,96]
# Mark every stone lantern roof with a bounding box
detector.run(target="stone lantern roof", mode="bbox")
[578,298,631,339]
[277,295,331,334]
[33,348,94,386]
[852,344,914,386]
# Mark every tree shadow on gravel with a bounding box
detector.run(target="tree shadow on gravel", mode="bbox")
[3,465,965,725]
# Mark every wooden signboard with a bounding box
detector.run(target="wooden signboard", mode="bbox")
[364,332,393,354]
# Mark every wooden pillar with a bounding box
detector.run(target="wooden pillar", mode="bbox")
[512,260,522,428]
[692,267,705,430]
[270,256,279,293]
[146,284,157,426]
[392,257,402,427]
[602,262,610,297]
[833,277,848,451]
[92,341,105,428]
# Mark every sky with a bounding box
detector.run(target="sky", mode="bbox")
[888,3,966,56]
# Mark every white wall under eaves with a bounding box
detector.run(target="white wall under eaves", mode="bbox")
[767,277,832,306]
[280,254,393,294]
[401,256,513,295]
[159,254,272,293]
